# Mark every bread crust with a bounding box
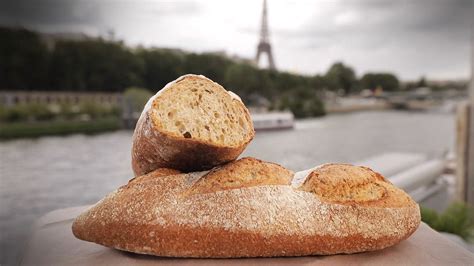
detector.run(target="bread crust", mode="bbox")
[72,160,421,258]
[131,74,254,175]
[188,157,294,195]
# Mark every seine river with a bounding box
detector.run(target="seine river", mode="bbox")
[0,110,455,264]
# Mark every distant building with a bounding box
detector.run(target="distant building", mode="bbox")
[255,0,276,70]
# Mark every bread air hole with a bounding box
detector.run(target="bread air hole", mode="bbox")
[168,110,175,118]
[183,131,192,138]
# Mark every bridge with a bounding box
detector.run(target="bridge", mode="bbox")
[379,88,467,110]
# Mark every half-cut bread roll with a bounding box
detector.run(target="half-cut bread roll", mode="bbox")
[131,74,254,175]
[72,158,420,258]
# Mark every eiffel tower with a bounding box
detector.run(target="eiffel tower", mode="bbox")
[255,0,276,70]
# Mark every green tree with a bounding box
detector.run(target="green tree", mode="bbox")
[0,27,50,90]
[324,62,356,95]
[276,86,325,118]
[416,76,427,88]
[272,72,309,93]
[311,74,327,90]
[49,39,144,91]
[360,73,400,91]
[183,53,233,83]
[137,48,185,90]
[223,63,261,100]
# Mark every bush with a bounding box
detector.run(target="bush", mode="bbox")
[361,73,400,91]
[59,103,79,119]
[78,102,120,119]
[0,118,121,139]
[2,105,29,122]
[27,103,55,121]
[78,102,102,119]
[0,103,54,122]
[275,87,326,118]
[6,106,23,122]
[421,202,474,242]
[0,102,121,123]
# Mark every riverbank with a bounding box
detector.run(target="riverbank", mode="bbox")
[325,97,391,113]
[0,118,121,140]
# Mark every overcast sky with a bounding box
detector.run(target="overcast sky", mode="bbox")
[1,0,472,80]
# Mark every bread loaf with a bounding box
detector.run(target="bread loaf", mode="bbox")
[131,74,254,176]
[72,158,421,257]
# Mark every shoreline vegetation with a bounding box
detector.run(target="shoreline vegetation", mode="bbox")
[421,202,474,243]
[0,100,123,140]
[0,118,121,140]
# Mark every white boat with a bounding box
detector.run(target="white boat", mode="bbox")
[251,111,294,131]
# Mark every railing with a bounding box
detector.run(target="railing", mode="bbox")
[355,152,446,202]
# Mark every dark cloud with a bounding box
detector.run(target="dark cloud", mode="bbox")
[0,0,97,27]
[287,0,472,44]
[0,0,200,33]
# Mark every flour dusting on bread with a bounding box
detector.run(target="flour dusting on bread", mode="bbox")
[73,158,421,257]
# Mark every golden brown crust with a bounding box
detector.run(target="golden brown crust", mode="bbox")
[127,168,181,186]
[72,159,421,258]
[299,164,416,208]
[72,223,415,258]
[188,157,293,195]
[131,75,254,175]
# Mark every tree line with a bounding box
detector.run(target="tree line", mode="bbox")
[1,27,410,117]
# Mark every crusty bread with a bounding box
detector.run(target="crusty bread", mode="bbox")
[188,157,293,195]
[127,168,181,185]
[131,74,254,175]
[298,164,415,207]
[72,158,420,258]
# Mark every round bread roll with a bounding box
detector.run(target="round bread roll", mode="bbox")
[72,158,421,258]
[131,74,254,175]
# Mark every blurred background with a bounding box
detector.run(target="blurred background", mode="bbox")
[0,0,473,264]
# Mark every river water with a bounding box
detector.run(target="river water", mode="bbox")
[0,110,455,264]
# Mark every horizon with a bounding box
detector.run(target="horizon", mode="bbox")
[0,0,472,81]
